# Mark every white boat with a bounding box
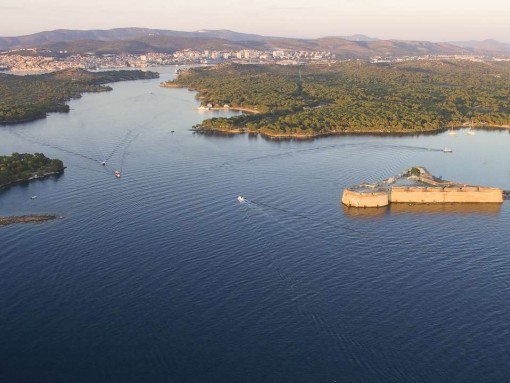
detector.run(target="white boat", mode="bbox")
[443,148,453,153]
[101,160,106,166]
[30,195,38,199]
[467,120,475,135]
[447,122,457,136]
[114,170,121,178]
[237,195,245,203]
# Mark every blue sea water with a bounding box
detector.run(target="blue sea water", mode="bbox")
[1,67,510,382]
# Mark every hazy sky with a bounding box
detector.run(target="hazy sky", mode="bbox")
[2,0,509,42]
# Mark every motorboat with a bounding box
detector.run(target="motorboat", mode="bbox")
[237,195,245,203]
[443,148,453,153]
[101,160,106,166]
[114,170,121,178]
[30,195,38,199]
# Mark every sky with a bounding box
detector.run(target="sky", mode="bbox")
[1,0,510,43]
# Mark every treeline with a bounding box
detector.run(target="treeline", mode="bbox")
[166,61,510,136]
[0,68,159,123]
[0,152,65,187]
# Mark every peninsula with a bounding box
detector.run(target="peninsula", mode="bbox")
[163,61,510,138]
[342,167,504,208]
[0,68,159,124]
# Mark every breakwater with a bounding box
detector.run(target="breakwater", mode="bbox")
[342,166,503,208]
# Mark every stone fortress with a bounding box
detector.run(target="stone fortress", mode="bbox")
[342,166,504,208]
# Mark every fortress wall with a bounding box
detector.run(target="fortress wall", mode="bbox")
[342,189,389,208]
[389,186,503,204]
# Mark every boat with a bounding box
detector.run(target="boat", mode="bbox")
[101,160,106,166]
[237,195,245,203]
[467,120,476,135]
[114,170,121,178]
[30,195,37,199]
[443,148,453,153]
[446,122,457,136]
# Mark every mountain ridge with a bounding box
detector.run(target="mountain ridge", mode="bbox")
[1,28,510,57]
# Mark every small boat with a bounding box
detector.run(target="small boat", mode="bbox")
[447,122,457,136]
[30,195,38,199]
[467,120,475,135]
[114,170,121,178]
[443,148,453,153]
[237,195,245,203]
[101,160,106,166]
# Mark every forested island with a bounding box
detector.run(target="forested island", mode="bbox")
[0,152,65,189]
[163,60,510,137]
[0,153,65,226]
[0,68,159,124]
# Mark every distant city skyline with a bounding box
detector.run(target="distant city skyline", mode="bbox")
[2,0,510,43]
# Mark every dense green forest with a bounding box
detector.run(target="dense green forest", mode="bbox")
[0,68,159,123]
[0,152,64,187]
[165,61,510,136]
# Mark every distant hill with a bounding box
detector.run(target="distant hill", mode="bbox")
[449,39,510,55]
[0,28,267,51]
[193,29,269,41]
[0,28,507,57]
[338,34,380,42]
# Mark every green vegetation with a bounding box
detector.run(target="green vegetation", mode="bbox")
[408,167,422,177]
[0,68,159,123]
[165,61,510,137]
[0,152,64,188]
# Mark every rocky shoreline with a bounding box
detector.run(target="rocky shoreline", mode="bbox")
[191,124,510,139]
[0,214,61,227]
[0,170,64,191]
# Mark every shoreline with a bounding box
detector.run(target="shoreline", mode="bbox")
[193,106,260,114]
[0,214,61,227]
[0,170,65,191]
[0,114,51,126]
[191,124,510,139]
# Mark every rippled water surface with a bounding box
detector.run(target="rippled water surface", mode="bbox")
[1,67,510,382]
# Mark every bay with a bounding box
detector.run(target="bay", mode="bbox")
[1,66,510,382]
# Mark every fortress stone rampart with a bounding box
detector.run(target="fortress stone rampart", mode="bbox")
[342,167,504,208]
[389,186,503,204]
[342,189,389,208]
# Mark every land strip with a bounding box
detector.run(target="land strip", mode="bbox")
[164,61,510,138]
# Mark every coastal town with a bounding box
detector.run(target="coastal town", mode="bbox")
[1,47,508,72]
